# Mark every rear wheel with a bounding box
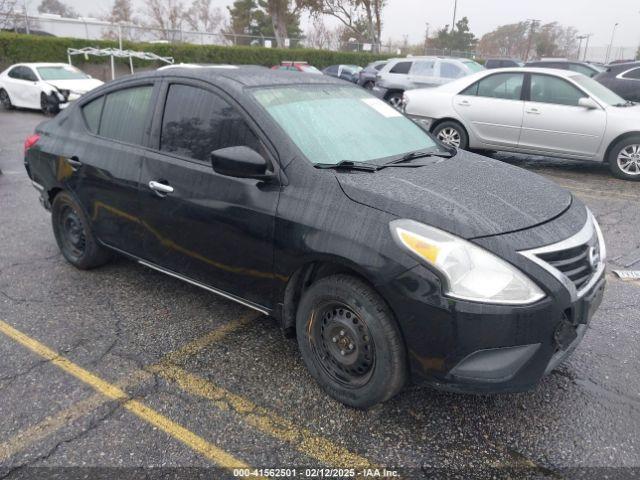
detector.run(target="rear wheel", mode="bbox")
[52,191,111,269]
[432,120,469,150]
[296,274,407,409]
[363,80,375,90]
[608,135,640,181]
[0,89,13,109]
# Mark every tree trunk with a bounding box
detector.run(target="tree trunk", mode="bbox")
[268,0,288,48]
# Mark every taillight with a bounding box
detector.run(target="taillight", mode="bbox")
[24,134,40,155]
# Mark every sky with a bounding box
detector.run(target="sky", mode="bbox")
[43,0,640,48]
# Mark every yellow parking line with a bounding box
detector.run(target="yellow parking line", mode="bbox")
[150,364,376,470]
[0,320,254,472]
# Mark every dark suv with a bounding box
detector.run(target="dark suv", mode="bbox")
[594,62,640,102]
[24,66,606,408]
[524,60,603,77]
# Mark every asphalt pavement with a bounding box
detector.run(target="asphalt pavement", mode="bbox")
[0,109,639,479]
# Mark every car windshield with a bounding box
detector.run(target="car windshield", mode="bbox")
[463,61,484,72]
[571,75,627,106]
[253,85,437,165]
[37,66,89,80]
[300,65,322,74]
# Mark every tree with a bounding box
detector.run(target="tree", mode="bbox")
[0,0,18,29]
[108,0,134,23]
[37,0,77,17]
[535,22,578,58]
[301,0,385,50]
[226,0,301,46]
[143,0,184,40]
[477,21,530,58]
[184,0,223,32]
[429,16,476,52]
[305,16,339,49]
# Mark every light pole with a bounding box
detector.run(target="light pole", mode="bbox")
[451,0,458,33]
[605,22,619,64]
[583,34,592,61]
[424,22,430,54]
[576,35,587,60]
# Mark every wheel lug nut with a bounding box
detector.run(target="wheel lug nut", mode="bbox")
[349,343,354,350]
[332,336,337,343]
[340,350,346,355]
[340,330,345,336]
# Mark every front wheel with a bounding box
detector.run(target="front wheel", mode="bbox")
[363,80,375,90]
[608,136,640,181]
[40,92,60,116]
[432,121,469,150]
[52,191,112,269]
[296,274,407,409]
[385,92,404,109]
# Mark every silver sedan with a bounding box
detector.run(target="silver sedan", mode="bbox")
[403,67,640,180]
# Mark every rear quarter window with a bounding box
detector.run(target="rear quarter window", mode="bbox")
[81,96,104,133]
[98,85,153,145]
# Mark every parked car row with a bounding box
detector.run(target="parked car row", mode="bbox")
[403,67,640,180]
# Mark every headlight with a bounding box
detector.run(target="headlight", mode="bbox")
[390,219,545,305]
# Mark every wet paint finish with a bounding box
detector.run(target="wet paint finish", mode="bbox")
[24,66,605,393]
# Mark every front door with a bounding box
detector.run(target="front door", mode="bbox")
[138,81,280,310]
[453,72,525,146]
[519,74,606,158]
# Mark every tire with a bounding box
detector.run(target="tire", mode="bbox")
[296,274,407,409]
[363,80,375,90]
[432,120,469,150]
[0,89,13,110]
[51,191,111,269]
[40,92,60,116]
[385,91,404,109]
[607,135,640,181]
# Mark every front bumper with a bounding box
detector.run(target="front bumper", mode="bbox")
[380,264,605,394]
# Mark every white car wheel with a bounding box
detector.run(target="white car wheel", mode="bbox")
[616,145,640,177]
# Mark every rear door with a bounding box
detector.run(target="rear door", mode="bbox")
[453,72,525,146]
[519,73,606,158]
[4,66,38,108]
[138,79,280,309]
[437,61,465,85]
[70,81,157,255]
[408,60,438,88]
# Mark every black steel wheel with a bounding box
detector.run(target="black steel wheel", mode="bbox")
[40,93,60,116]
[296,274,407,409]
[311,301,376,388]
[52,191,112,269]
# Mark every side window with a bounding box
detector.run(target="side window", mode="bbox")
[411,61,435,76]
[374,63,385,71]
[160,84,260,162]
[440,62,463,79]
[389,61,412,74]
[460,82,478,96]
[530,75,584,106]
[622,68,640,80]
[568,63,596,77]
[22,67,38,82]
[326,66,339,75]
[476,73,524,100]
[8,67,22,79]
[99,85,153,145]
[82,96,105,133]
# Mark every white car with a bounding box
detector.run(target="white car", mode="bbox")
[0,63,103,114]
[403,67,640,180]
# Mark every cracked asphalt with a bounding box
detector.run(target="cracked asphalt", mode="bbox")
[1,109,639,479]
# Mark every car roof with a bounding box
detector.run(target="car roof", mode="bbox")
[108,64,346,92]
[10,62,74,68]
[606,61,640,73]
[483,67,579,78]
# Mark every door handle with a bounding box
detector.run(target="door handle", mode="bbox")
[457,100,471,106]
[526,108,540,115]
[66,156,82,169]
[148,180,174,195]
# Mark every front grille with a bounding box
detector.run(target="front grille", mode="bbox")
[536,235,600,292]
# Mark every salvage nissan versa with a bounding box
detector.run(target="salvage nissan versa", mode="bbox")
[23,66,606,408]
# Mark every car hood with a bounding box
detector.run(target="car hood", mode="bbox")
[46,78,104,94]
[336,150,572,240]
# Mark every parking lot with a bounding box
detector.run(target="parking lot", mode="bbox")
[1,109,639,478]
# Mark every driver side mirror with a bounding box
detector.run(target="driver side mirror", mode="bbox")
[578,97,599,109]
[211,146,273,180]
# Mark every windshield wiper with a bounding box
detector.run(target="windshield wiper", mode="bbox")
[614,100,636,107]
[314,160,379,171]
[382,149,454,167]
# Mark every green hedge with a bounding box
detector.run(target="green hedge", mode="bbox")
[0,32,390,70]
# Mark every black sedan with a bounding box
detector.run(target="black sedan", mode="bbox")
[24,66,606,408]
[594,61,640,102]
